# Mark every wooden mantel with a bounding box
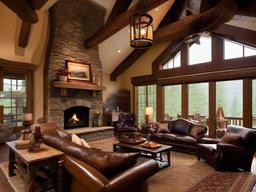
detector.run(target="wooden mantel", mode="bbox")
[52,81,106,96]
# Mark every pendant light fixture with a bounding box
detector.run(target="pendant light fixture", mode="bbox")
[130,10,153,49]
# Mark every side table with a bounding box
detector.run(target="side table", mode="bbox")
[6,141,64,192]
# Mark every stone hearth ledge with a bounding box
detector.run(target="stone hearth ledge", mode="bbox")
[66,126,114,135]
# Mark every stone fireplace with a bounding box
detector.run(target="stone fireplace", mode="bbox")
[64,106,90,129]
[44,0,106,128]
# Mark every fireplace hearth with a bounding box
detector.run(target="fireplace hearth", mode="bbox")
[64,106,89,129]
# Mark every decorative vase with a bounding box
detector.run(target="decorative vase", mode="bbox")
[58,75,68,82]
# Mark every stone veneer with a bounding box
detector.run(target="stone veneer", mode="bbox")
[45,0,106,128]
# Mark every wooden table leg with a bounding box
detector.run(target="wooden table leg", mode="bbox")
[8,148,16,177]
[166,150,171,167]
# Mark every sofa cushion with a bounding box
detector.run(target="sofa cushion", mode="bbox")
[171,119,191,135]
[43,134,139,176]
[190,126,206,138]
[220,132,242,146]
[156,122,169,133]
[175,136,197,146]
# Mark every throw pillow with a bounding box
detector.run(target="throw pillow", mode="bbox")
[81,138,91,148]
[156,122,169,133]
[190,126,206,138]
[56,129,71,140]
[220,132,242,146]
[71,134,82,145]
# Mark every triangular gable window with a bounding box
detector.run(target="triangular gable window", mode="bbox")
[162,51,181,70]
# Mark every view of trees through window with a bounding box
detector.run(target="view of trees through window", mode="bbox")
[224,39,256,60]
[189,83,209,117]
[136,85,156,126]
[0,75,27,126]
[189,36,212,65]
[164,85,181,117]
[216,80,243,121]
[253,80,256,128]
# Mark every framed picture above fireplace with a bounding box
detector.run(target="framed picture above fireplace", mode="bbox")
[66,60,91,82]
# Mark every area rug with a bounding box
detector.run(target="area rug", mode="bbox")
[0,137,255,192]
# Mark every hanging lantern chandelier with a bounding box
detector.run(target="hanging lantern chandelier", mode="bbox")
[130,12,153,49]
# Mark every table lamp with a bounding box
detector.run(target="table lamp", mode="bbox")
[22,113,33,140]
[145,107,153,125]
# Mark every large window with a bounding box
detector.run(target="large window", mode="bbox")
[216,80,243,125]
[224,39,256,60]
[0,73,27,126]
[162,51,181,70]
[164,85,181,118]
[136,85,156,126]
[253,80,256,128]
[188,83,209,117]
[189,36,212,65]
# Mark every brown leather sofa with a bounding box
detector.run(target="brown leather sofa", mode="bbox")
[197,125,256,171]
[150,119,208,154]
[42,131,159,192]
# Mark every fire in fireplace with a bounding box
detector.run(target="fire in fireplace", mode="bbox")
[64,106,89,129]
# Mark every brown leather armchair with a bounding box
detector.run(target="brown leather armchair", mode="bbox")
[197,125,256,171]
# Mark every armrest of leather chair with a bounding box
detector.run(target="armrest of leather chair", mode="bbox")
[105,159,159,192]
[216,143,253,157]
[201,137,219,144]
[64,155,108,192]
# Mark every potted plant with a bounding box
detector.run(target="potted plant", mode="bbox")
[55,68,70,82]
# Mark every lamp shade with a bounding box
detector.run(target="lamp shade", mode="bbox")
[23,113,33,121]
[145,107,153,116]
[130,13,153,49]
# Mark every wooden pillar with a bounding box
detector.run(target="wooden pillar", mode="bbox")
[0,69,3,124]
[208,81,216,138]
[157,84,163,122]
[212,36,223,64]
[243,78,252,128]
[181,83,188,119]
[181,43,188,67]
[26,70,34,115]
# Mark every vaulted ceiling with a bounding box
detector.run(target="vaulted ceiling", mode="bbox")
[0,0,255,75]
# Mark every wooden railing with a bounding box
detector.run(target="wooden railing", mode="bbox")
[225,117,243,126]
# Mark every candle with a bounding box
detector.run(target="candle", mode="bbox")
[23,113,33,121]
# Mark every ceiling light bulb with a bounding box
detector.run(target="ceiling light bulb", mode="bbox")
[141,29,146,36]
[118,50,121,53]
[156,8,159,11]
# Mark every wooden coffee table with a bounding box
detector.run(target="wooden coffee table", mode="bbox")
[6,141,64,192]
[113,142,172,169]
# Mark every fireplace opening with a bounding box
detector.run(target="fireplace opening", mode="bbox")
[64,106,89,129]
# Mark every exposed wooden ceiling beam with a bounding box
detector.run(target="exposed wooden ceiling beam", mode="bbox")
[18,0,49,48]
[110,0,186,81]
[18,22,32,47]
[213,24,256,47]
[106,0,132,24]
[0,0,38,23]
[236,0,256,17]
[159,0,187,28]
[84,0,168,48]
[110,49,147,81]
[32,0,48,9]
[154,0,238,44]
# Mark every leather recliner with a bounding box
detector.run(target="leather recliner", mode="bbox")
[197,125,256,171]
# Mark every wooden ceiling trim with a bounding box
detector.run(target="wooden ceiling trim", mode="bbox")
[0,0,38,23]
[0,58,37,70]
[213,24,256,47]
[110,49,147,81]
[84,0,168,48]
[110,0,186,81]
[32,0,48,9]
[106,0,133,24]
[154,0,238,44]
